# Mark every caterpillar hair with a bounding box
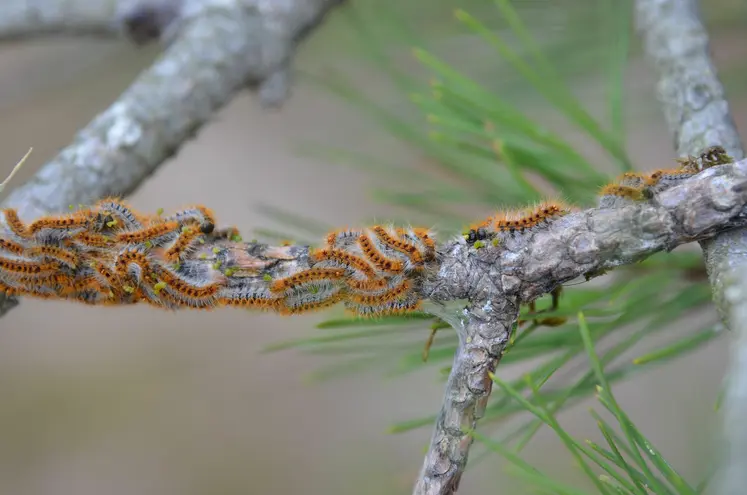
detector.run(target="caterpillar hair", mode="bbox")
[270,267,347,294]
[358,234,404,273]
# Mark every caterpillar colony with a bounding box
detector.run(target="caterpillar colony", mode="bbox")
[0,146,732,355]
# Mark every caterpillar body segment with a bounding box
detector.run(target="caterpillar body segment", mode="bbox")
[344,292,422,317]
[325,228,363,248]
[309,248,378,279]
[598,183,646,209]
[164,226,203,263]
[464,202,572,247]
[278,287,347,316]
[218,286,281,310]
[163,205,216,234]
[115,220,182,246]
[93,198,143,231]
[270,267,347,294]
[372,226,423,263]
[357,233,404,273]
[2,209,30,239]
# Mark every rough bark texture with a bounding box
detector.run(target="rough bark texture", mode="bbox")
[0,0,343,317]
[635,0,745,323]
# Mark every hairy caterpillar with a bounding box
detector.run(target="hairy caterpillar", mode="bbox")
[270,267,347,293]
[358,234,404,273]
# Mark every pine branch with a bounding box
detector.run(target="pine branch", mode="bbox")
[0,0,344,316]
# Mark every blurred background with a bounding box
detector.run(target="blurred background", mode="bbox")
[0,0,745,493]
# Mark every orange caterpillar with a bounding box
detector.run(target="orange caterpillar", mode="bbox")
[150,264,221,301]
[598,184,645,201]
[164,227,202,263]
[72,231,115,249]
[463,201,572,246]
[371,226,424,264]
[279,289,347,316]
[164,205,216,234]
[346,276,390,292]
[349,279,412,305]
[346,294,422,317]
[0,238,26,256]
[93,198,143,230]
[309,248,378,279]
[116,220,181,245]
[270,267,347,293]
[493,202,571,234]
[358,234,404,273]
[644,168,695,187]
[27,211,90,235]
[326,228,362,248]
[0,257,59,277]
[25,245,79,269]
[218,287,282,310]
[3,209,30,239]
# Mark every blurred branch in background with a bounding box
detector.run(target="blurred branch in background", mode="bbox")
[635,1,747,494]
[721,265,747,495]
[1,0,122,40]
[0,0,345,317]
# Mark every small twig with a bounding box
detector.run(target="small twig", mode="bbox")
[0,148,32,195]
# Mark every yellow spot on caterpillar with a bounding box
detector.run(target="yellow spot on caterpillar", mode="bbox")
[144,240,152,248]
[198,253,207,260]
[156,208,164,216]
[123,285,135,294]
[263,274,272,282]
[213,261,222,270]
[106,220,118,228]
[473,240,485,249]
[154,281,167,293]
[224,268,235,277]
[212,247,220,254]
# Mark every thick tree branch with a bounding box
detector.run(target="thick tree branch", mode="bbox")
[413,158,747,494]
[0,0,343,316]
